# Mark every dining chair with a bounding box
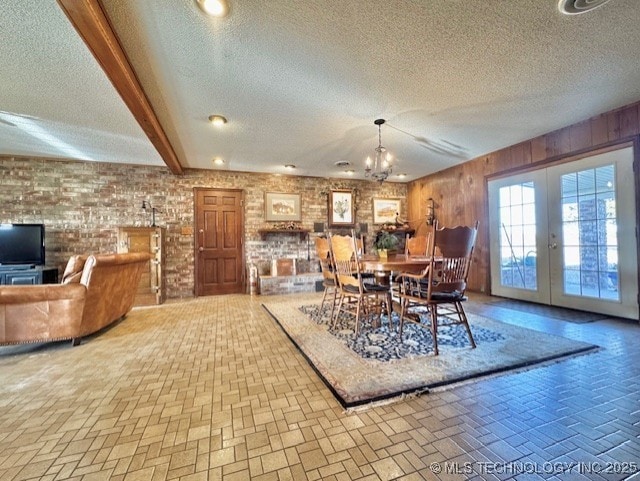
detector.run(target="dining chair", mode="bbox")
[315,236,339,323]
[329,233,392,335]
[355,232,379,281]
[404,233,430,256]
[395,220,479,355]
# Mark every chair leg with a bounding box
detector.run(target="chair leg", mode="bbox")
[329,287,338,326]
[399,297,407,338]
[455,301,476,349]
[333,293,345,330]
[320,286,329,314]
[355,297,362,335]
[430,304,439,356]
[373,294,385,328]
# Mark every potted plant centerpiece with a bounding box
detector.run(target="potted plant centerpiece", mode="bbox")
[374,231,399,259]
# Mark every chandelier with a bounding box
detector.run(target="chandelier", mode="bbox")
[365,118,393,182]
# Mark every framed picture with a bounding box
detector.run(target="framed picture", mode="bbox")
[329,190,355,227]
[264,192,301,221]
[372,197,401,224]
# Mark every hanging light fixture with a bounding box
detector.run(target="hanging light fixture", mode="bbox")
[365,119,393,183]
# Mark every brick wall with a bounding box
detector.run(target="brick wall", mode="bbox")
[1,157,406,297]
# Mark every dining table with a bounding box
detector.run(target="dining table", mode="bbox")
[359,253,431,286]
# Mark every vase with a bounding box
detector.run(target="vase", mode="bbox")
[377,249,397,259]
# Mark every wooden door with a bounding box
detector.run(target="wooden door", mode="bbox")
[194,188,244,296]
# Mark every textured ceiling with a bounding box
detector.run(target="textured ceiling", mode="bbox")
[2,0,640,181]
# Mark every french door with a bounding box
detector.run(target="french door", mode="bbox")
[489,146,638,319]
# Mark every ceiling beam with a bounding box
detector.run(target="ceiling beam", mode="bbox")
[57,0,184,175]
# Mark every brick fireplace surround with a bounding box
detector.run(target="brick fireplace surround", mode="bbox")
[258,258,323,295]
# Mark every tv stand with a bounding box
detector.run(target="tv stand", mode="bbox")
[0,265,58,285]
[0,264,35,271]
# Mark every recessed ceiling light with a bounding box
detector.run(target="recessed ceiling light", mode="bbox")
[397,173,407,179]
[558,0,612,15]
[212,157,225,166]
[284,164,296,170]
[345,170,355,176]
[208,115,227,127]
[335,160,350,167]
[196,0,229,17]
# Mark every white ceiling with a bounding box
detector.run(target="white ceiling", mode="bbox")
[2,0,640,182]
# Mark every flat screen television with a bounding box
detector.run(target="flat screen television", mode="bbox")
[0,223,45,266]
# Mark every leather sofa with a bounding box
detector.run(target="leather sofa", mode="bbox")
[0,252,151,346]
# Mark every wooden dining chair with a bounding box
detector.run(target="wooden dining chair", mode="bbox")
[405,233,430,256]
[315,236,339,323]
[395,220,479,355]
[329,233,392,335]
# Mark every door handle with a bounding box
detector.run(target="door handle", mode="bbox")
[198,228,204,253]
[548,242,558,249]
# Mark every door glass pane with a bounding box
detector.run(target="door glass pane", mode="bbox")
[562,173,578,196]
[577,169,595,195]
[562,196,578,221]
[498,182,537,290]
[595,165,614,193]
[560,164,619,300]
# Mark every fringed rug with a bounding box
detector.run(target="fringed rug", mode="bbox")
[262,297,598,408]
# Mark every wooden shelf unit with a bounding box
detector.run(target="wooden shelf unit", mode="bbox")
[117,226,166,305]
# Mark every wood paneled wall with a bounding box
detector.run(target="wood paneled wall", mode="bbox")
[407,101,640,293]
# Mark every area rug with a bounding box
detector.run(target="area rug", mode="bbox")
[262,298,598,408]
[488,299,608,323]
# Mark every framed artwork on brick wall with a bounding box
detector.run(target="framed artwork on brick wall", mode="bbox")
[265,192,301,221]
[372,197,401,224]
[329,190,355,227]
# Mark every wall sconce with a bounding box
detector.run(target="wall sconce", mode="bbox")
[426,198,435,226]
[141,200,162,227]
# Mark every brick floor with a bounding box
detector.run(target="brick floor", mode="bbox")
[0,293,638,480]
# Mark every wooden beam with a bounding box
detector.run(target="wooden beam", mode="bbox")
[57,0,183,175]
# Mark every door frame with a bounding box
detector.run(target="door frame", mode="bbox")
[545,148,638,317]
[193,187,245,296]
[488,169,550,303]
[486,139,640,318]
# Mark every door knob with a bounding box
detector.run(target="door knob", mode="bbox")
[548,242,557,249]
[199,246,204,252]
